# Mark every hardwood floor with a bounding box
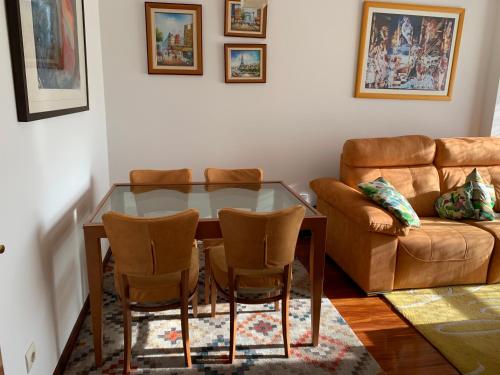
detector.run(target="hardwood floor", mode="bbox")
[295,238,459,375]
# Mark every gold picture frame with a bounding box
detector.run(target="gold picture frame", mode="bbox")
[355,1,465,101]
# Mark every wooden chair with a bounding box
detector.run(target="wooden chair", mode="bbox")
[202,168,263,304]
[129,168,192,185]
[102,209,199,373]
[209,205,306,362]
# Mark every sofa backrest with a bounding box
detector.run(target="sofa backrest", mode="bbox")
[435,137,500,212]
[340,135,439,217]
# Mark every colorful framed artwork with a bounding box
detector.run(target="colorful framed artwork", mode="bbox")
[224,44,267,83]
[5,0,89,122]
[145,2,203,75]
[355,2,465,101]
[224,0,267,38]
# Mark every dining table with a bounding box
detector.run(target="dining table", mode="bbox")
[83,181,327,366]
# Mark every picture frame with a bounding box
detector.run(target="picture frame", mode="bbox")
[224,44,267,84]
[145,2,203,75]
[5,0,89,122]
[355,1,465,101]
[224,0,267,38]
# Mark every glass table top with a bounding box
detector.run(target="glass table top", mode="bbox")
[91,183,317,224]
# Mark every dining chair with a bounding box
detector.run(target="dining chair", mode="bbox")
[129,168,192,185]
[102,209,200,373]
[203,168,263,304]
[209,205,306,362]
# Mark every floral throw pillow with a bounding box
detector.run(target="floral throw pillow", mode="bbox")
[435,182,475,220]
[465,169,495,221]
[358,177,420,227]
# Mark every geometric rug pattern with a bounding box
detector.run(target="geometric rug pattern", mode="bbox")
[64,250,382,374]
[386,284,500,375]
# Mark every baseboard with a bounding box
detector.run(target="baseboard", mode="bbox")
[53,248,112,375]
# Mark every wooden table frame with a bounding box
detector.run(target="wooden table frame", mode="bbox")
[83,181,327,366]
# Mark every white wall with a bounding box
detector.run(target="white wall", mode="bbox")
[100,0,500,197]
[0,1,110,374]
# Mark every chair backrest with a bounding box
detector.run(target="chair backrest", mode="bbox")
[219,205,306,270]
[204,168,263,184]
[130,169,192,185]
[102,209,199,277]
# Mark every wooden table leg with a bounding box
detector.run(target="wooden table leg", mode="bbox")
[84,229,103,366]
[309,218,326,346]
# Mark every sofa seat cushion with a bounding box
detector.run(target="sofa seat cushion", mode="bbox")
[394,218,494,289]
[466,219,500,283]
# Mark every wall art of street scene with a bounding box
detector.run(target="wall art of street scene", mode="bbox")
[146,3,203,75]
[225,44,266,83]
[225,0,267,38]
[356,2,464,100]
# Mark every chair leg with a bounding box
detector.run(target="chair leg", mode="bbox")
[211,274,217,318]
[204,249,211,305]
[282,265,292,358]
[122,305,132,374]
[228,268,237,363]
[275,300,280,312]
[192,290,198,318]
[180,271,192,368]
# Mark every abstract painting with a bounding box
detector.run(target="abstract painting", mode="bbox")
[145,3,203,75]
[225,44,267,83]
[6,0,89,121]
[355,2,464,100]
[225,0,267,38]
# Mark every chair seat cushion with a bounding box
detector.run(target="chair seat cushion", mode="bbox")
[203,238,224,250]
[115,246,199,303]
[466,219,500,283]
[394,218,494,289]
[209,246,283,290]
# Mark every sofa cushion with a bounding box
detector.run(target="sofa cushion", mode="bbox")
[466,168,495,221]
[343,135,436,168]
[341,164,440,217]
[466,219,500,284]
[435,137,500,213]
[435,182,475,220]
[394,218,494,289]
[435,137,500,167]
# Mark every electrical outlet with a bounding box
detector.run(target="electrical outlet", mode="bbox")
[25,342,36,373]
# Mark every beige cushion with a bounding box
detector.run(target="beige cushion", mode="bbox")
[115,246,199,303]
[209,246,283,290]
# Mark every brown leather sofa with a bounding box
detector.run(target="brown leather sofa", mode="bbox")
[310,135,500,293]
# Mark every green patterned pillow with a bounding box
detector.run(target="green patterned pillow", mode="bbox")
[435,182,475,220]
[465,169,495,221]
[358,177,420,227]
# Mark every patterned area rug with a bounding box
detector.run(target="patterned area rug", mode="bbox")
[65,251,381,374]
[385,285,500,375]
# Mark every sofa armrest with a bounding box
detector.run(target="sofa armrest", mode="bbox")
[310,178,409,236]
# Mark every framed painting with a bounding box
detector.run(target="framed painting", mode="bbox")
[145,2,203,75]
[6,0,89,122]
[224,0,267,38]
[224,44,267,83]
[355,2,465,101]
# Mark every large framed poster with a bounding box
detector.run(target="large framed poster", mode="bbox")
[355,2,465,101]
[6,0,89,122]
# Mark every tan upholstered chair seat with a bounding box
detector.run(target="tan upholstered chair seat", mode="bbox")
[210,246,283,290]
[115,247,199,304]
[203,238,224,248]
[394,218,494,289]
[466,220,500,283]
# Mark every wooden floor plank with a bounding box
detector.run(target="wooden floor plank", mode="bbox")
[296,238,459,375]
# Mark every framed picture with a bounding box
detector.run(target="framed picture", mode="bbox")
[225,44,267,83]
[5,0,89,122]
[355,2,465,100]
[224,0,267,38]
[145,2,203,75]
